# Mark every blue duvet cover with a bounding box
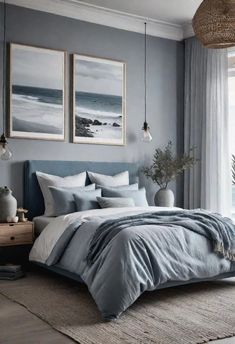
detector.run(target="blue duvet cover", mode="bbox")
[30,207,235,320]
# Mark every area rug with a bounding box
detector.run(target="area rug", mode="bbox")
[0,270,235,344]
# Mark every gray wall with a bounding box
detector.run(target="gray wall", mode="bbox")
[0,4,184,207]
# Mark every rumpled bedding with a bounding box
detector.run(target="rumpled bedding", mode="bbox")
[30,207,235,320]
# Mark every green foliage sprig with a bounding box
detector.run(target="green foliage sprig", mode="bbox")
[143,141,197,189]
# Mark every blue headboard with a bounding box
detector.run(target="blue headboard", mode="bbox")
[24,160,139,220]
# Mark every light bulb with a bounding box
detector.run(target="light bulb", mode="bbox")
[0,145,12,160]
[142,121,152,142]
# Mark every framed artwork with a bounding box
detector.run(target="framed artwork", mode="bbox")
[9,43,65,141]
[73,54,126,145]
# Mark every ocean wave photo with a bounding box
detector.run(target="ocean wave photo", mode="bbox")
[10,43,65,140]
[12,85,64,135]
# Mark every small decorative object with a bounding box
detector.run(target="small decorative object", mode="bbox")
[0,187,17,223]
[73,54,126,146]
[143,141,197,207]
[9,43,65,141]
[17,208,28,222]
[193,0,235,49]
[142,22,152,142]
[0,0,12,160]
[6,216,18,223]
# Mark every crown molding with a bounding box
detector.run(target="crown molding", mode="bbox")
[1,0,185,41]
[183,22,195,39]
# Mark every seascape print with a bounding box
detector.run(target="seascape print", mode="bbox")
[73,55,126,145]
[9,44,65,140]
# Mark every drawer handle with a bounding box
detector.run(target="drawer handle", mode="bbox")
[10,236,15,241]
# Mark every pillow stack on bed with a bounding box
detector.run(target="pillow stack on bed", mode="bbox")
[36,170,148,217]
[87,171,148,209]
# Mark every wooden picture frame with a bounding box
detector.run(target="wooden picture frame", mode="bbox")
[9,43,66,141]
[73,54,126,146]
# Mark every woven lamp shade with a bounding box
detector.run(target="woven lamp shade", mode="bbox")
[193,0,235,49]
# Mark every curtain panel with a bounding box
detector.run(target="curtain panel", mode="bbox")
[184,37,231,217]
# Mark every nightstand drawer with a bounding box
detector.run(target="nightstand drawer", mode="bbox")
[0,223,34,246]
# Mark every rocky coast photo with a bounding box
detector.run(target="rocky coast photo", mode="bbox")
[73,54,125,145]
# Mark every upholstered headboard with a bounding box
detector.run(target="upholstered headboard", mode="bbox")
[24,160,139,220]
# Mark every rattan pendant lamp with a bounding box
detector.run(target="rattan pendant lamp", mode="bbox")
[193,0,235,49]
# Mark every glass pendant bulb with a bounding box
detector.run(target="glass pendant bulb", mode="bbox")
[0,134,12,161]
[142,121,152,142]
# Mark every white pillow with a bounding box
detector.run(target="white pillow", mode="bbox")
[36,171,86,216]
[87,171,129,187]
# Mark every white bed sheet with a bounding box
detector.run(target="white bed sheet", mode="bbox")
[33,216,55,235]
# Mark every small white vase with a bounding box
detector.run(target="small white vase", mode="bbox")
[154,188,175,207]
[0,187,17,223]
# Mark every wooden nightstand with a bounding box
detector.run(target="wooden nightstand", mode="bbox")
[0,222,34,266]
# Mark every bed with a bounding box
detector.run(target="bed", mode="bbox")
[25,160,235,321]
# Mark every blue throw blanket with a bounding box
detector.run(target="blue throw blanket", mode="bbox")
[87,210,235,265]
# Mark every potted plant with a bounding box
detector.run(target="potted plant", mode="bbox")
[143,141,197,207]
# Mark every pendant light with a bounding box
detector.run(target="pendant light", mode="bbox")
[142,22,152,142]
[193,0,235,49]
[0,0,12,160]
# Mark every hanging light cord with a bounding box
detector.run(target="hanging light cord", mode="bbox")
[144,22,147,123]
[2,0,6,134]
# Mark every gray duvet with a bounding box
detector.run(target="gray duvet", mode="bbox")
[30,207,235,320]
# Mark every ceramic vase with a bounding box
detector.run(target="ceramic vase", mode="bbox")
[154,188,174,207]
[0,187,17,223]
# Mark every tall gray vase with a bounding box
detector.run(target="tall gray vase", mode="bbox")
[154,188,175,207]
[0,187,17,223]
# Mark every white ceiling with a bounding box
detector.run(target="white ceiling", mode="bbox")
[76,0,202,25]
[3,0,201,40]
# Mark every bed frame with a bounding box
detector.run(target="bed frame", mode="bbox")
[24,160,235,286]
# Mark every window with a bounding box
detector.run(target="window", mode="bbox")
[229,50,235,217]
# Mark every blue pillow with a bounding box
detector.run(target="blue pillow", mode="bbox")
[97,197,135,209]
[49,184,95,216]
[74,189,102,212]
[101,188,148,207]
[98,183,139,192]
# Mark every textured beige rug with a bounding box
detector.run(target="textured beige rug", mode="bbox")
[0,270,235,344]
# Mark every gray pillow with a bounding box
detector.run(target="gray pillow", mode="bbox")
[36,171,87,216]
[49,184,95,216]
[87,171,129,186]
[101,188,148,207]
[98,183,139,192]
[74,189,102,212]
[97,197,135,209]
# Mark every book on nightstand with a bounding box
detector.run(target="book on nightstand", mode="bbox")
[0,264,25,280]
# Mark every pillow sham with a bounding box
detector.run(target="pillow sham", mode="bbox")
[97,197,135,209]
[101,188,148,207]
[49,184,95,216]
[97,183,139,192]
[36,171,86,216]
[74,189,102,212]
[87,171,129,187]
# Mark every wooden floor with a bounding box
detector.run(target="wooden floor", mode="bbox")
[0,293,235,344]
[0,294,75,344]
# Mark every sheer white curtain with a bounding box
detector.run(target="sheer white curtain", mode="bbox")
[184,37,232,217]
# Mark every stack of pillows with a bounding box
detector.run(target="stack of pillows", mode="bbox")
[36,170,148,217]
